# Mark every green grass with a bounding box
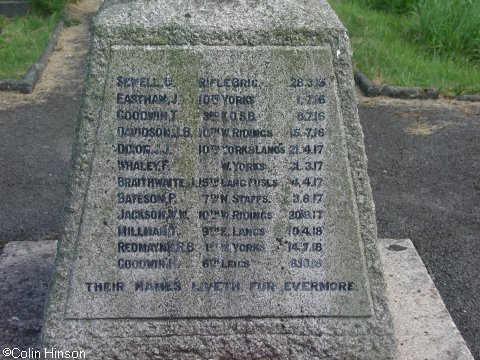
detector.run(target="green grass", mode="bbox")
[412,0,480,62]
[0,14,59,79]
[329,0,480,95]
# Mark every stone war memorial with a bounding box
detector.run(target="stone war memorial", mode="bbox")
[42,0,396,358]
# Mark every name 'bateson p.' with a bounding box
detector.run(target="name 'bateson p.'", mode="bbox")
[42,0,396,358]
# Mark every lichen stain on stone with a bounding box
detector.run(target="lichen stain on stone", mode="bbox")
[166,49,202,179]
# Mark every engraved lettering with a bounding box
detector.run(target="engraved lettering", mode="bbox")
[283,281,354,291]
[85,282,125,292]
[134,281,181,291]
[118,258,178,269]
[191,281,241,291]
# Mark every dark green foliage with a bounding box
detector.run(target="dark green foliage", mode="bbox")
[364,0,419,13]
[64,17,81,26]
[28,0,66,16]
[0,240,7,255]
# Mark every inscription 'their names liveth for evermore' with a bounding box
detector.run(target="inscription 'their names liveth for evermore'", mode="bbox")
[65,46,372,319]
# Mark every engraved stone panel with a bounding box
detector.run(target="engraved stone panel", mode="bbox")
[65,46,371,319]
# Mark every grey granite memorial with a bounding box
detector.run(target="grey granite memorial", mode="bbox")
[42,0,396,358]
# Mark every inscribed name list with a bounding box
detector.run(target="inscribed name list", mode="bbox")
[65,46,372,319]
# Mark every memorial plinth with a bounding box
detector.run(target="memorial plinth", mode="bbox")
[42,0,396,358]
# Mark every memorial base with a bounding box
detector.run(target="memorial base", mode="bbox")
[0,239,473,359]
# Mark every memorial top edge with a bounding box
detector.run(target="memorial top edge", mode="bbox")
[97,0,345,33]
[110,44,332,51]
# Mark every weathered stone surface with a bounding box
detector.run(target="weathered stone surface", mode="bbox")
[380,239,474,360]
[63,45,372,320]
[2,240,474,358]
[42,0,395,358]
